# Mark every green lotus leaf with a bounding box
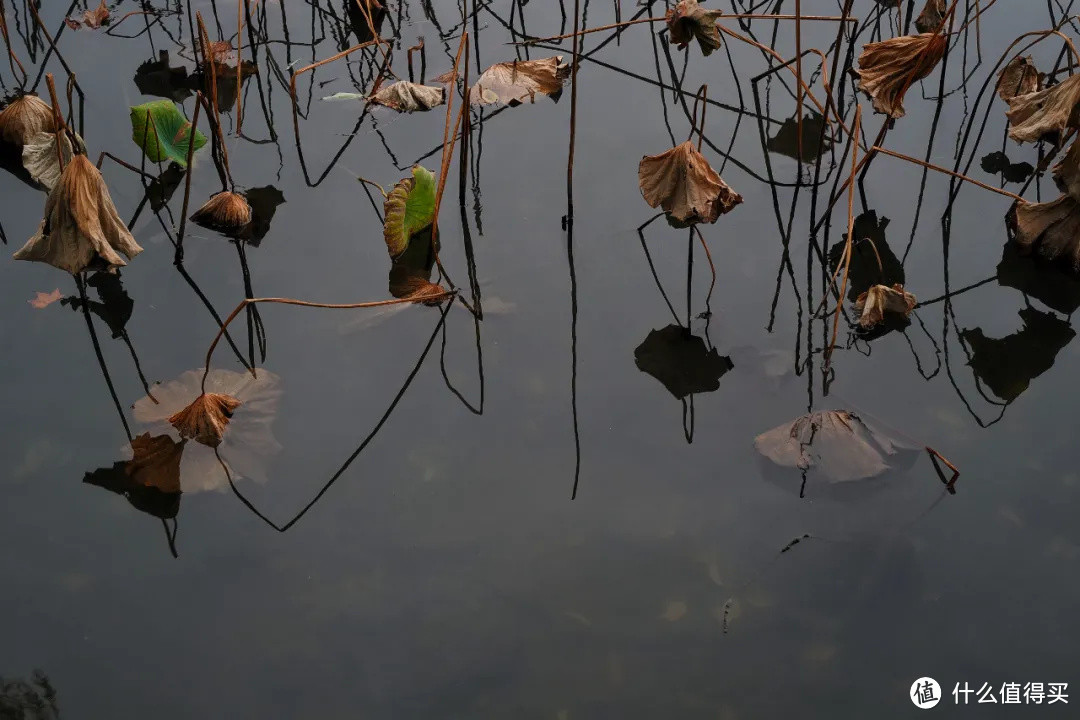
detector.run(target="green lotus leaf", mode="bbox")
[381,165,436,259]
[129,100,206,167]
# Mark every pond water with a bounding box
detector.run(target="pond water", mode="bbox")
[2,1,1079,718]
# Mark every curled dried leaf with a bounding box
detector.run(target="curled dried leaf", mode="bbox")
[13,155,143,275]
[369,81,445,112]
[914,0,946,34]
[1006,73,1080,144]
[168,393,242,448]
[666,0,724,57]
[21,130,77,191]
[191,191,253,234]
[638,141,742,224]
[0,94,55,148]
[1052,137,1080,201]
[65,0,109,30]
[1007,195,1080,271]
[468,57,570,106]
[854,284,917,328]
[996,55,1041,103]
[855,33,947,118]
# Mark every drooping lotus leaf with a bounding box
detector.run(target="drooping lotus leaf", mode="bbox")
[1052,136,1080,201]
[914,0,946,34]
[755,410,918,485]
[369,81,445,112]
[467,57,570,106]
[961,307,1076,402]
[1006,73,1080,144]
[854,284,917,328]
[21,130,77,191]
[996,55,1041,103]
[0,94,55,148]
[638,141,742,224]
[129,100,207,167]
[855,33,947,118]
[13,155,143,274]
[666,0,724,56]
[191,191,252,235]
[382,165,437,259]
[64,0,109,30]
[1007,195,1080,271]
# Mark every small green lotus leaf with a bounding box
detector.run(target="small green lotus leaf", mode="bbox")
[381,165,436,259]
[129,100,206,167]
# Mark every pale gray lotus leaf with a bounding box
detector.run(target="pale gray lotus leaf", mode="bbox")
[21,130,80,191]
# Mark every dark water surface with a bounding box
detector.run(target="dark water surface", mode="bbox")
[2,1,1079,717]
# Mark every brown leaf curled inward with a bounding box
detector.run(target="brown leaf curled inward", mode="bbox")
[638,141,742,224]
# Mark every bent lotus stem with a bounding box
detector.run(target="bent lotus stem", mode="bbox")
[926,447,960,488]
[235,0,245,133]
[0,0,27,88]
[688,84,708,150]
[44,74,67,172]
[870,146,1025,203]
[827,106,861,365]
[197,12,235,191]
[692,226,716,309]
[516,12,858,45]
[176,92,204,263]
[200,292,457,393]
[430,31,469,288]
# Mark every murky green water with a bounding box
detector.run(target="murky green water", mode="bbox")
[1,1,1079,717]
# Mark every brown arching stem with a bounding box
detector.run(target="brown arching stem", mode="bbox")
[197,12,235,191]
[235,0,246,133]
[826,105,861,365]
[199,293,457,393]
[176,92,204,263]
[870,147,1026,203]
[688,84,708,150]
[0,0,27,88]
[429,31,469,289]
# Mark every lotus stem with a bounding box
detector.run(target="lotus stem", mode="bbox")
[0,0,27,88]
[176,92,203,264]
[431,31,469,289]
[44,74,66,172]
[200,293,457,393]
[926,447,960,488]
[870,146,1025,203]
[827,106,861,364]
[235,0,245,133]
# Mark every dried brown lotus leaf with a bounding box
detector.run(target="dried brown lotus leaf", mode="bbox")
[65,0,109,29]
[854,283,917,328]
[22,131,77,191]
[0,94,55,147]
[1006,73,1080,144]
[191,191,253,234]
[1052,137,1080,200]
[996,55,1041,103]
[470,57,570,106]
[168,392,242,448]
[638,141,743,224]
[666,0,724,57]
[370,81,445,112]
[1008,195,1080,271]
[126,433,184,494]
[914,0,946,34]
[855,33,947,118]
[13,155,144,274]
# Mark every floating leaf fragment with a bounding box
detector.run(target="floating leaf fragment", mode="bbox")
[854,284,917,329]
[129,100,207,167]
[383,165,436,259]
[65,0,109,30]
[28,289,63,309]
[1007,195,1080,271]
[369,81,445,112]
[0,94,55,149]
[638,141,742,224]
[14,155,143,275]
[1006,73,1080,144]
[468,57,570,106]
[755,410,917,485]
[914,0,946,34]
[191,191,253,234]
[666,0,723,56]
[321,92,366,102]
[855,33,947,118]
[996,55,1041,103]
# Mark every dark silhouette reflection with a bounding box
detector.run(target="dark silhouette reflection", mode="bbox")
[0,670,60,719]
[980,151,1034,185]
[767,112,832,162]
[345,0,387,46]
[828,210,904,302]
[236,185,285,245]
[145,163,185,213]
[961,307,1076,403]
[134,50,192,102]
[634,325,733,399]
[996,241,1080,315]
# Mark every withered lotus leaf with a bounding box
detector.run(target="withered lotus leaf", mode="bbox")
[0,94,55,148]
[126,433,184,494]
[854,284,917,328]
[638,141,742,224]
[996,55,1041,103]
[1052,137,1080,201]
[168,393,242,448]
[914,0,946,34]
[389,265,449,306]
[370,81,445,112]
[65,0,109,29]
[1008,195,1080,271]
[469,57,570,106]
[666,0,724,57]
[755,410,913,483]
[1006,73,1080,143]
[191,191,253,234]
[22,131,77,191]
[383,166,436,259]
[13,155,144,275]
[855,33,947,118]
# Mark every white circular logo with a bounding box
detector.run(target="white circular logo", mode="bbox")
[911,677,942,709]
